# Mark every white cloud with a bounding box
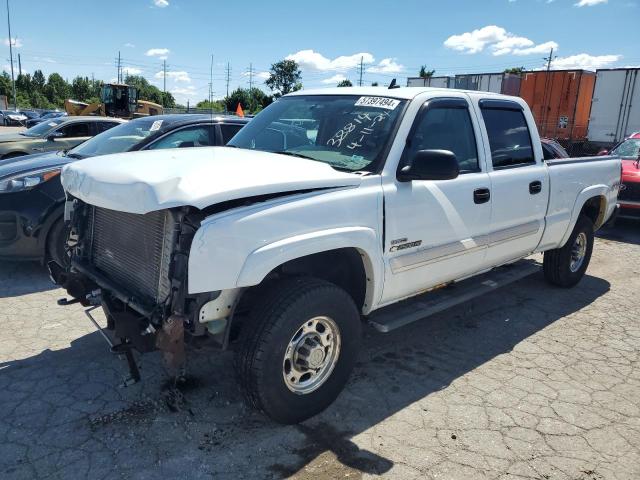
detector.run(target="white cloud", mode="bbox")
[322,74,347,84]
[366,58,404,73]
[153,0,169,7]
[550,53,621,70]
[3,37,22,48]
[155,70,191,82]
[286,50,374,71]
[575,0,607,6]
[444,25,557,56]
[145,48,170,59]
[124,42,135,48]
[122,67,143,76]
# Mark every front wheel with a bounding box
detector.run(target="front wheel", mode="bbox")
[235,277,361,424]
[46,217,69,267]
[543,215,594,288]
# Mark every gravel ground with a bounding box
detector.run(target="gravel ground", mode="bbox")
[1,220,639,480]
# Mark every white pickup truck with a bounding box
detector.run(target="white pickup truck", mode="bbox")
[54,87,620,424]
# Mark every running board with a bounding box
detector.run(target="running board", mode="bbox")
[367,259,541,333]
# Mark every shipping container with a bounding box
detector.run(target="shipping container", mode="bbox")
[501,73,522,96]
[406,76,454,88]
[587,68,640,145]
[454,73,503,93]
[519,70,595,141]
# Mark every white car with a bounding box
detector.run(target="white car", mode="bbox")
[54,87,621,424]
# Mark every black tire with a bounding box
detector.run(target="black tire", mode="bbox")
[543,215,594,288]
[46,217,69,267]
[235,277,361,424]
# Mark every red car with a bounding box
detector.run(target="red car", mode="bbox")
[607,132,640,217]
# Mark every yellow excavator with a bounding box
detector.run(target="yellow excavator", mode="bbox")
[64,83,163,119]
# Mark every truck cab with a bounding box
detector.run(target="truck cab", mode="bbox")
[55,87,620,424]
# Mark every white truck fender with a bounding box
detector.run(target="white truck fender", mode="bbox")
[559,184,610,247]
[236,226,383,313]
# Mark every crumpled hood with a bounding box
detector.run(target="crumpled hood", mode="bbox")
[61,146,363,214]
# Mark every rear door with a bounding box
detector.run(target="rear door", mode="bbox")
[474,99,549,266]
[381,96,492,304]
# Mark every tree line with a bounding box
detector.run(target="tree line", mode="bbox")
[0,70,177,110]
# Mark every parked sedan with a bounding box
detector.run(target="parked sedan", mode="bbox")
[541,137,570,160]
[610,132,640,218]
[0,110,28,126]
[0,114,248,264]
[25,111,67,128]
[0,116,125,159]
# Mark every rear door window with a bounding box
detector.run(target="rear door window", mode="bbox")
[481,106,535,169]
[58,122,90,138]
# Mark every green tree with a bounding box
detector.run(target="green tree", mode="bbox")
[266,59,302,97]
[371,81,379,86]
[504,67,525,74]
[196,99,226,111]
[0,72,12,99]
[337,79,353,87]
[71,76,93,101]
[419,66,435,79]
[124,75,176,107]
[32,70,45,92]
[16,74,33,96]
[44,73,70,106]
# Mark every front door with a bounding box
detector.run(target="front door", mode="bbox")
[381,97,492,304]
[45,121,92,152]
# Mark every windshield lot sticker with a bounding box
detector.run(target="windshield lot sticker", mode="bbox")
[355,96,400,110]
[150,120,163,131]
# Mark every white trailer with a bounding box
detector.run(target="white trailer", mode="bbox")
[588,68,640,145]
[406,76,453,88]
[455,73,503,93]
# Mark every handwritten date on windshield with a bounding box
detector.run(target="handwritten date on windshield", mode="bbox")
[326,112,389,149]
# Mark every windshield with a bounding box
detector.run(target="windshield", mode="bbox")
[21,119,66,137]
[68,117,162,158]
[228,95,407,172]
[612,138,640,159]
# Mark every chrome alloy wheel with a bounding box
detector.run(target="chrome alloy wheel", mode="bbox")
[283,316,341,395]
[569,232,588,273]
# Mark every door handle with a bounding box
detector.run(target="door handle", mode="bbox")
[529,181,542,194]
[473,188,491,204]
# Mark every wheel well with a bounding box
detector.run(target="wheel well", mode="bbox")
[580,196,606,229]
[2,152,27,160]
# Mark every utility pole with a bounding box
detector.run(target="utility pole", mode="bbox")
[6,0,17,110]
[358,56,364,87]
[225,61,231,98]
[162,59,167,106]
[541,47,555,136]
[17,52,21,76]
[247,63,255,91]
[117,50,121,83]
[209,53,214,114]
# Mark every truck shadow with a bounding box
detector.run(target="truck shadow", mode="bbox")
[0,270,611,479]
[0,261,56,298]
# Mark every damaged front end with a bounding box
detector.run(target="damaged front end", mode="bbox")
[50,198,227,383]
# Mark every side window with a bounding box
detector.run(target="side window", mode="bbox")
[147,125,213,150]
[59,122,90,138]
[219,124,243,145]
[406,105,479,173]
[481,107,534,168]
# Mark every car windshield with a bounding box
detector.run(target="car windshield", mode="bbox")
[68,117,162,158]
[228,94,407,172]
[20,118,66,137]
[612,138,640,159]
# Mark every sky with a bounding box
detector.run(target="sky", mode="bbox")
[2,0,638,105]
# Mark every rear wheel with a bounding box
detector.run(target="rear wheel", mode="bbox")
[235,277,361,424]
[543,215,594,288]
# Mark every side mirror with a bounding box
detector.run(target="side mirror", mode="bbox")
[398,149,459,182]
[46,131,64,141]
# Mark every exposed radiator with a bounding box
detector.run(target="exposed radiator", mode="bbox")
[88,206,175,305]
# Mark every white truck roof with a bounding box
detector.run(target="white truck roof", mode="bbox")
[288,86,507,100]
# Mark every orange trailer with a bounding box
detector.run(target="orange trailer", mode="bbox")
[519,70,595,141]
